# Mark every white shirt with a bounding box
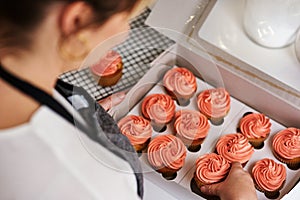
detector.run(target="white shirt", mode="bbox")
[0,91,140,200]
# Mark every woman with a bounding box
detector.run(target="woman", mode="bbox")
[0,0,257,199]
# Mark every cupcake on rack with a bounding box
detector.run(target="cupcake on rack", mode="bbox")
[118,115,152,153]
[197,88,231,125]
[141,93,175,132]
[216,133,254,166]
[147,134,187,180]
[238,112,271,149]
[90,50,123,87]
[272,127,300,170]
[163,67,197,106]
[174,110,210,152]
[252,158,286,199]
[192,153,230,198]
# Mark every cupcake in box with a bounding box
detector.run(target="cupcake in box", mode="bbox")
[118,115,152,153]
[163,67,197,106]
[252,158,286,199]
[197,88,230,125]
[174,110,210,152]
[147,134,187,180]
[238,112,271,149]
[216,133,254,167]
[192,153,230,199]
[141,93,175,132]
[272,127,300,170]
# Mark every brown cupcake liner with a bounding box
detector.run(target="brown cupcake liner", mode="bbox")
[254,179,285,199]
[164,87,194,106]
[248,136,268,149]
[134,138,151,153]
[96,63,123,87]
[272,149,300,170]
[150,121,167,132]
[176,136,205,152]
[157,166,180,180]
[192,175,221,200]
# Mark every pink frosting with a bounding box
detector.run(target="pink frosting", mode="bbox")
[174,110,210,140]
[216,133,254,164]
[197,88,231,119]
[118,115,152,145]
[91,50,122,76]
[195,153,230,184]
[252,158,286,191]
[147,134,187,170]
[163,67,197,97]
[272,128,300,160]
[141,94,175,124]
[240,113,271,139]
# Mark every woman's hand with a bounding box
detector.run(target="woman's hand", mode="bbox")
[200,162,258,200]
[98,91,126,111]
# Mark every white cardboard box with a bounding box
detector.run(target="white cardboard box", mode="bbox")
[111,44,300,200]
[145,0,300,128]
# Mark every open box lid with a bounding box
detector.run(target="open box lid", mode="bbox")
[145,0,300,127]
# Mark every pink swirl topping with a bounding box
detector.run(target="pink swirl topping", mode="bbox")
[272,128,300,160]
[141,94,175,124]
[216,133,254,164]
[147,134,187,170]
[174,110,210,140]
[197,88,231,119]
[252,158,286,192]
[195,153,230,184]
[91,50,122,76]
[240,113,271,139]
[163,67,197,97]
[118,115,152,145]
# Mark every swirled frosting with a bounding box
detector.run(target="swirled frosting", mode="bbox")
[272,128,300,160]
[252,158,286,191]
[174,110,210,140]
[91,50,122,76]
[197,88,231,119]
[118,115,152,145]
[240,113,271,139]
[216,133,254,163]
[195,153,230,184]
[163,67,197,97]
[147,134,187,170]
[141,94,175,124]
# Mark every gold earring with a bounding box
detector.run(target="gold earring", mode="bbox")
[58,33,90,62]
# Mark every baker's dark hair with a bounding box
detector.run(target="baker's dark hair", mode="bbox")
[0,0,138,53]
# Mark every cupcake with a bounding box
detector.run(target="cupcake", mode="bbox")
[141,93,175,132]
[197,88,231,125]
[174,110,210,152]
[216,133,254,166]
[118,115,152,153]
[192,153,230,198]
[272,128,300,170]
[252,158,286,199]
[163,67,197,106]
[90,50,123,87]
[238,112,271,149]
[147,134,187,180]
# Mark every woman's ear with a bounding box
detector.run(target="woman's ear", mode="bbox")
[59,2,94,35]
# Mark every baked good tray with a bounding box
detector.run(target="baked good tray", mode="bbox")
[111,48,300,200]
[59,9,174,101]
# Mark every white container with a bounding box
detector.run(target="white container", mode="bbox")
[243,0,300,48]
[111,44,300,200]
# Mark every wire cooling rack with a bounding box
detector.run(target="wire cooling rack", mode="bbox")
[60,9,174,101]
